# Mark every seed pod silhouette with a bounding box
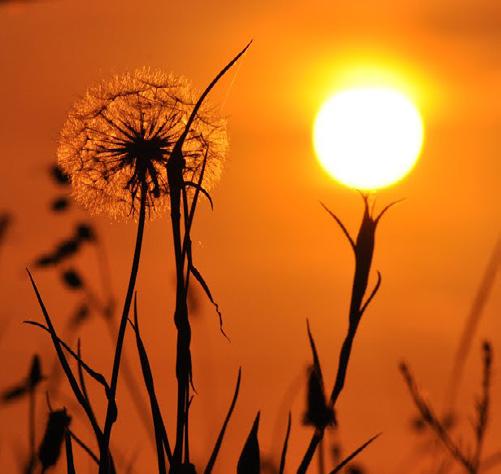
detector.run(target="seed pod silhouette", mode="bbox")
[49,164,70,186]
[61,269,84,290]
[38,408,71,472]
[303,364,335,430]
[75,223,96,242]
[55,239,80,261]
[50,197,70,212]
[1,354,43,403]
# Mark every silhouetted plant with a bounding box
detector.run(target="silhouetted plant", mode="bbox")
[297,195,396,473]
[1,355,44,474]
[400,341,495,474]
[26,43,250,474]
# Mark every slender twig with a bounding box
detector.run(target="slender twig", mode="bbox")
[400,362,474,473]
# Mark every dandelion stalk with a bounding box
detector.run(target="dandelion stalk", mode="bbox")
[55,64,229,472]
[99,182,147,473]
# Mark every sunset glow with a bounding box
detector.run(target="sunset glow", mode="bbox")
[313,86,424,190]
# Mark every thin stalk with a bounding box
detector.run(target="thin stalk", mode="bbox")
[99,184,147,474]
[318,437,325,474]
[169,175,191,469]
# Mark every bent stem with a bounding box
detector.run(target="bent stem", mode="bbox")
[99,184,147,473]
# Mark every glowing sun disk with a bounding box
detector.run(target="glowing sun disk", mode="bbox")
[313,86,424,190]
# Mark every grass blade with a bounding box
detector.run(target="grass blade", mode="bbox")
[329,433,381,473]
[278,411,292,474]
[237,412,260,474]
[204,368,242,474]
[129,295,171,470]
[26,271,103,444]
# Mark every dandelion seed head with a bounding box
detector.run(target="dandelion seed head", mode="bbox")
[58,68,227,221]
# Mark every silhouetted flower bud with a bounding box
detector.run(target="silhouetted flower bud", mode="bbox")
[303,365,335,430]
[38,408,71,471]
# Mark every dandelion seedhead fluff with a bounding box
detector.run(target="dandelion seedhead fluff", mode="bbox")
[58,68,227,220]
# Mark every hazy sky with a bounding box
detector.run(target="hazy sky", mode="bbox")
[1,1,499,472]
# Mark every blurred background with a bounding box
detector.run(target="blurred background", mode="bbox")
[1,0,499,472]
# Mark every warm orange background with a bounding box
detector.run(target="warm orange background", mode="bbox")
[1,1,500,473]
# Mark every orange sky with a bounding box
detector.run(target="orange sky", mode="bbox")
[1,1,500,473]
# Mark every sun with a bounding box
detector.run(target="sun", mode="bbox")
[313,86,424,190]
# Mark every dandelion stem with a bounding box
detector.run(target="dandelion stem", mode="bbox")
[99,183,147,474]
